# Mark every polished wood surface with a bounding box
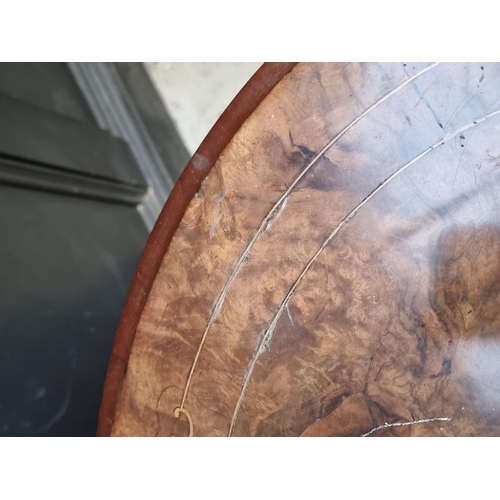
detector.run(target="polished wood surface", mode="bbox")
[97,63,297,436]
[104,62,500,436]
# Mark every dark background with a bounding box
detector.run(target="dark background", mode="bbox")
[0,63,189,436]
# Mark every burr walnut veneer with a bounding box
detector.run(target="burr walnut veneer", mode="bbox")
[98,62,500,437]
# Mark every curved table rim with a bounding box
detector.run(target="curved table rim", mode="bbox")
[96,62,298,436]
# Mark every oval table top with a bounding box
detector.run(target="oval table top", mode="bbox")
[99,62,500,437]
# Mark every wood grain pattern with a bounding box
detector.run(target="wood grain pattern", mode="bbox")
[97,62,296,436]
[105,62,500,437]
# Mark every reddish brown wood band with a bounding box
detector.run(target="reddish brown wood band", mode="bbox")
[96,63,297,436]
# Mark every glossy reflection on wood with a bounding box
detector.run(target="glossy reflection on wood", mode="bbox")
[105,62,500,437]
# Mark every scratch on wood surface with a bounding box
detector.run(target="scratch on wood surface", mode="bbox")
[227,106,500,436]
[285,301,294,325]
[361,417,451,437]
[403,63,444,129]
[228,293,293,436]
[176,62,441,417]
[209,188,227,241]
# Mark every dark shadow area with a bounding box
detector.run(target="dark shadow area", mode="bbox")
[0,62,191,436]
[0,184,147,436]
